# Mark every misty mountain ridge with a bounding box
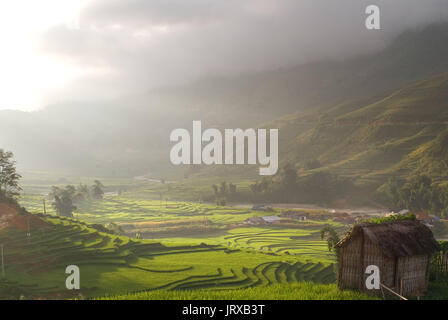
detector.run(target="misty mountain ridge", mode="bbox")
[1,22,448,179]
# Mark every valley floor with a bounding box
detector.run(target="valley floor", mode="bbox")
[2,175,443,300]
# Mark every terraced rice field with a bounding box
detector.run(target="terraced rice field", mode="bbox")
[0,214,337,299]
[72,198,257,225]
[160,227,335,263]
[10,186,347,299]
[21,195,335,227]
[222,228,330,258]
[21,196,338,260]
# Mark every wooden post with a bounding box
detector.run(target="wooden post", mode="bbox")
[380,283,408,300]
[43,199,47,215]
[1,244,5,278]
[27,216,31,240]
[380,285,386,300]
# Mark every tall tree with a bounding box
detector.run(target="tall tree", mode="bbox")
[52,188,77,217]
[91,180,105,200]
[279,163,298,201]
[75,184,91,203]
[212,184,218,196]
[219,181,227,195]
[280,163,298,191]
[0,149,22,200]
[249,182,258,194]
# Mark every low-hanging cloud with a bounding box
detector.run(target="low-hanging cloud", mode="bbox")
[38,0,448,106]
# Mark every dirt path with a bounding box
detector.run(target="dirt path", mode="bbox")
[134,174,177,184]
[231,203,387,215]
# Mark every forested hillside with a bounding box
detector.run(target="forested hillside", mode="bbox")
[272,73,448,187]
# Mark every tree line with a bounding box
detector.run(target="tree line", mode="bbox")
[376,175,448,218]
[211,181,237,206]
[50,180,105,217]
[249,164,354,205]
[207,165,354,205]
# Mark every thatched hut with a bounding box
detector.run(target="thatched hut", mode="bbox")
[335,220,440,297]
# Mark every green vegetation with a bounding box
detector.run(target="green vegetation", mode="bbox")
[0,149,21,201]
[426,241,448,300]
[248,166,354,205]
[8,156,448,301]
[1,170,351,300]
[21,189,340,261]
[262,73,448,194]
[49,181,105,217]
[364,213,416,224]
[377,175,448,218]
[320,226,340,260]
[51,186,77,217]
[101,283,376,300]
[0,213,338,299]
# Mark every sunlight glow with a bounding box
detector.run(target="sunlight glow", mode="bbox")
[0,0,88,111]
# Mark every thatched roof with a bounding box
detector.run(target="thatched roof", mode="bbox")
[336,220,441,258]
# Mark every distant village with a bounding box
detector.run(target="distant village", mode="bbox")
[244,205,443,230]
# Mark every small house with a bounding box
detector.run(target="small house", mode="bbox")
[333,212,350,218]
[336,220,440,297]
[262,216,280,224]
[280,211,308,221]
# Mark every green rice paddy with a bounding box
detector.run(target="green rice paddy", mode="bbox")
[3,179,353,300]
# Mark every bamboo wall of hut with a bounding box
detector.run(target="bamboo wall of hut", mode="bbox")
[336,220,440,297]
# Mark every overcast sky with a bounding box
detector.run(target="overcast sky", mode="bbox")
[1,0,447,111]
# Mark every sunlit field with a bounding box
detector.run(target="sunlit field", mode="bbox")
[0,213,339,299]
[101,283,376,300]
[21,189,341,263]
[1,175,351,299]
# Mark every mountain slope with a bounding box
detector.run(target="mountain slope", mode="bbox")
[274,73,448,186]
